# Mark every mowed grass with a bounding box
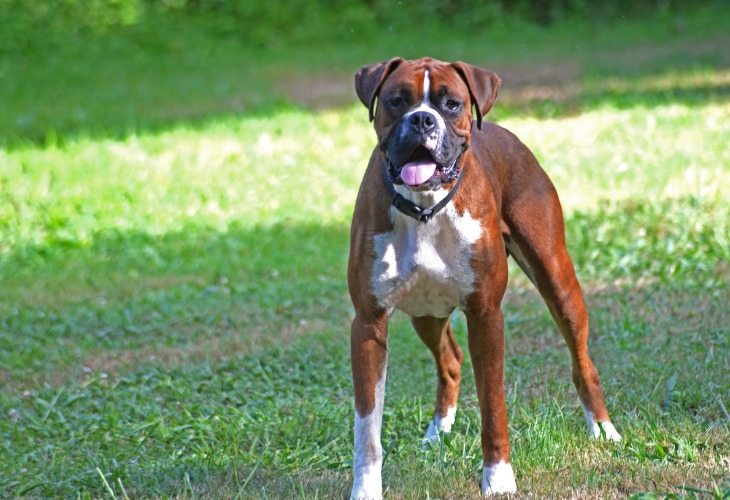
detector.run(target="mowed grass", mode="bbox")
[2,9,730,499]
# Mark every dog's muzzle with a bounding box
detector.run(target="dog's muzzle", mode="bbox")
[385,108,464,189]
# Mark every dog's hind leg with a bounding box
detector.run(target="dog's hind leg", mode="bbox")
[411,315,464,447]
[503,187,621,442]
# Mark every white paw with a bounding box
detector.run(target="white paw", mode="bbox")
[421,406,456,449]
[352,409,384,500]
[421,419,441,448]
[590,420,622,441]
[481,461,517,495]
[582,406,622,442]
[350,469,382,500]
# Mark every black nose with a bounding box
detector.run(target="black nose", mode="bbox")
[408,111,436,134]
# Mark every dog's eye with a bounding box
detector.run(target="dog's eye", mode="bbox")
[445,99,461,111]
[388,96,404,108]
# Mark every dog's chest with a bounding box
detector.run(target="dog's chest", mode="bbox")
[371,204,482,317]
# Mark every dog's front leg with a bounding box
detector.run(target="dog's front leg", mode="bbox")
[350,311,389,500]
[465,302,517,496]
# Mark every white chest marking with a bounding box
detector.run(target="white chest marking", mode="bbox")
[371,194,482,317]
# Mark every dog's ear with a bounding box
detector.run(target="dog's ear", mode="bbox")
[354,58,405,122]
[451,62,501,130]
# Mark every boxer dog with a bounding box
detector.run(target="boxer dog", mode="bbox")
[348,58,620,498]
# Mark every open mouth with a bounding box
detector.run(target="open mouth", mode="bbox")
[395,146,439,187]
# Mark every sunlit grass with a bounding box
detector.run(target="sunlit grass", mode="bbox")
[3,96,728,250]
[503,100,730,209]
[1,109,370,242]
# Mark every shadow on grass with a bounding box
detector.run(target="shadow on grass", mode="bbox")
[0,220,352,385]
[2,194,729,388]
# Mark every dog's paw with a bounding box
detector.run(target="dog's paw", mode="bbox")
[350,474,382,500]
[590,420,622,442]
[481,461,517,496]
[421,425,441,449]
[582,405,622,442]
[421,407,457,449]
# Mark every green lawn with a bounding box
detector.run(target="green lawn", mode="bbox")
[1,5,729,498]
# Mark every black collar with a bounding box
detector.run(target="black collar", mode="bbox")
[381,155,466,223]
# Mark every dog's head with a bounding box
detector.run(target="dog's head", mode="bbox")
[355,57,500,191]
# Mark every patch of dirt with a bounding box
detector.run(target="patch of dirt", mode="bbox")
[495,61,584,105]
[275,62,584,111]
[1,317,335,390]
[275,71,359,110]
[275,36,730,111]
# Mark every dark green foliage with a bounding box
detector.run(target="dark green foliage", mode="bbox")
[0,0,722,52]
[0,0,144,50]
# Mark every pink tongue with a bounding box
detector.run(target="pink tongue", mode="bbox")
[400,160,437,186]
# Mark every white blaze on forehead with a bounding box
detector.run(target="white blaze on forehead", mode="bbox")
[422,69,431,104]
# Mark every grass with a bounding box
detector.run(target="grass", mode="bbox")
[1,5,730,498]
